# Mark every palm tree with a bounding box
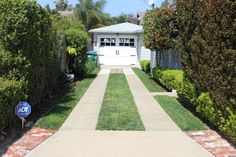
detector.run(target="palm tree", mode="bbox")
[75,0,106,30]
[54,0,69,11]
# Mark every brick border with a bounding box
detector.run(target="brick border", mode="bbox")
[1,128,56,157]
[186,130,236,157]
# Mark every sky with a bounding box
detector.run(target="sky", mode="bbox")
[37,0,164,16]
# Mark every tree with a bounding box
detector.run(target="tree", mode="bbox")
[54,0,68,11]
[75,0,106,30]
[143,8,178,66]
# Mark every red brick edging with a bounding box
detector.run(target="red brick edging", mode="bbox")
[186,130,236,157]
[2,128,56,157]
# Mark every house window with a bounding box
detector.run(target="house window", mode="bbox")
[119,38,135,47]
[100,38,116,46]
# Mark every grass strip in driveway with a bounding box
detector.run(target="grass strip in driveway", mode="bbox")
[96,73,145,131]
[155,96,207,131]
[35,68,100,130]
[133,68,165,92]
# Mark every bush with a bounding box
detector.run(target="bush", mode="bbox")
[0,78,26,130]
[196,93,216,123]
[152,67,183,90]
[144,8,178,51]
[177,79,198,107]
[177,0,236,144]
[0,0,63,105]
[140,60,150,73]
[223,110,236,143]
[85,62,96,74]
[64,28,88,77]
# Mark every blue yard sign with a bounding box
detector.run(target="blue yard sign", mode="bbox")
[15,102,31,118]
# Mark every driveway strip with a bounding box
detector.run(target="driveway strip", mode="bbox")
[123,67,180,131]
[60,68,110,131]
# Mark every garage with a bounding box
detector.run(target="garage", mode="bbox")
[89,22,150,67]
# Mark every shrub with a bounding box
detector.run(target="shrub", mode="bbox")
[152,67,183,90]
[177,0,236,144]
[177,0,236,122]
[196,93,216,123]
[177,79,198,107]
[64,28,88,77]
[144,8,178,51]
[0,78,26,130]
[140,60,150,73]
[85,62,96,74]
[223,110,236,143]
[0,0,63,105]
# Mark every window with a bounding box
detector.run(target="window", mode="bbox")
[119,38,135,47]
[100,38,116,46]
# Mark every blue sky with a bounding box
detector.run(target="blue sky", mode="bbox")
[37,0,164,16]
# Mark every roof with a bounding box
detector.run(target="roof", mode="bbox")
[58,11,74,17]
[89,22,143,34]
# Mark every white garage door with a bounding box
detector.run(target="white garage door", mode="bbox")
[98,36,138,66]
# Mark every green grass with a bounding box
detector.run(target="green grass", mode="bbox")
[35,68,100,130]
[133,68,165,92]
[155,96,207,131]
[96,73,145,131]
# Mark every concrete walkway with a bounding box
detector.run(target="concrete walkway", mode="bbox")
[26,67,214,157]
[124,67,180,131]
[60,69,110,130]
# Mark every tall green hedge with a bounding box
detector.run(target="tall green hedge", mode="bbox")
[177,0,236,143]
[0,78,26,130]
[64,28,88,77]
[0,0,62,105]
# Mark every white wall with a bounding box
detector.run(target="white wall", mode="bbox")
[92,33,150,67]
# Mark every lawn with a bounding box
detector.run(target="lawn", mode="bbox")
[35,68,100,130]
[133,68,165,92]
[155,96,207,131]
[96,73,145,131]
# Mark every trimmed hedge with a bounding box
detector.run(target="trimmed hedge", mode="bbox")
[140,60,150,73]
[0,78,26,130]
[176,0,236,144]
[153,67,183,90]
[152,67,236,144]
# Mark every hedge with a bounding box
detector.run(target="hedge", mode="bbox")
[153,67,183,90]
[152,67,236,144]
[0,0,63,105]
[177,0,236,144]
[0,78,26,130]
[140,60,150,73]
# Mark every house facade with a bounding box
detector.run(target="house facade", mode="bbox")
[89,22,150,67]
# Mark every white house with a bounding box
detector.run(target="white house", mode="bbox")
[89,22,150,67]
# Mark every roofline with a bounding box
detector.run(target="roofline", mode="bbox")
[89,30,143,34]
[89,22,143,34]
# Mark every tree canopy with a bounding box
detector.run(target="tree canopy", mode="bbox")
[75,0,106,30]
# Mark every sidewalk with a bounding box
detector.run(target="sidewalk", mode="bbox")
[26,66,214,157]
